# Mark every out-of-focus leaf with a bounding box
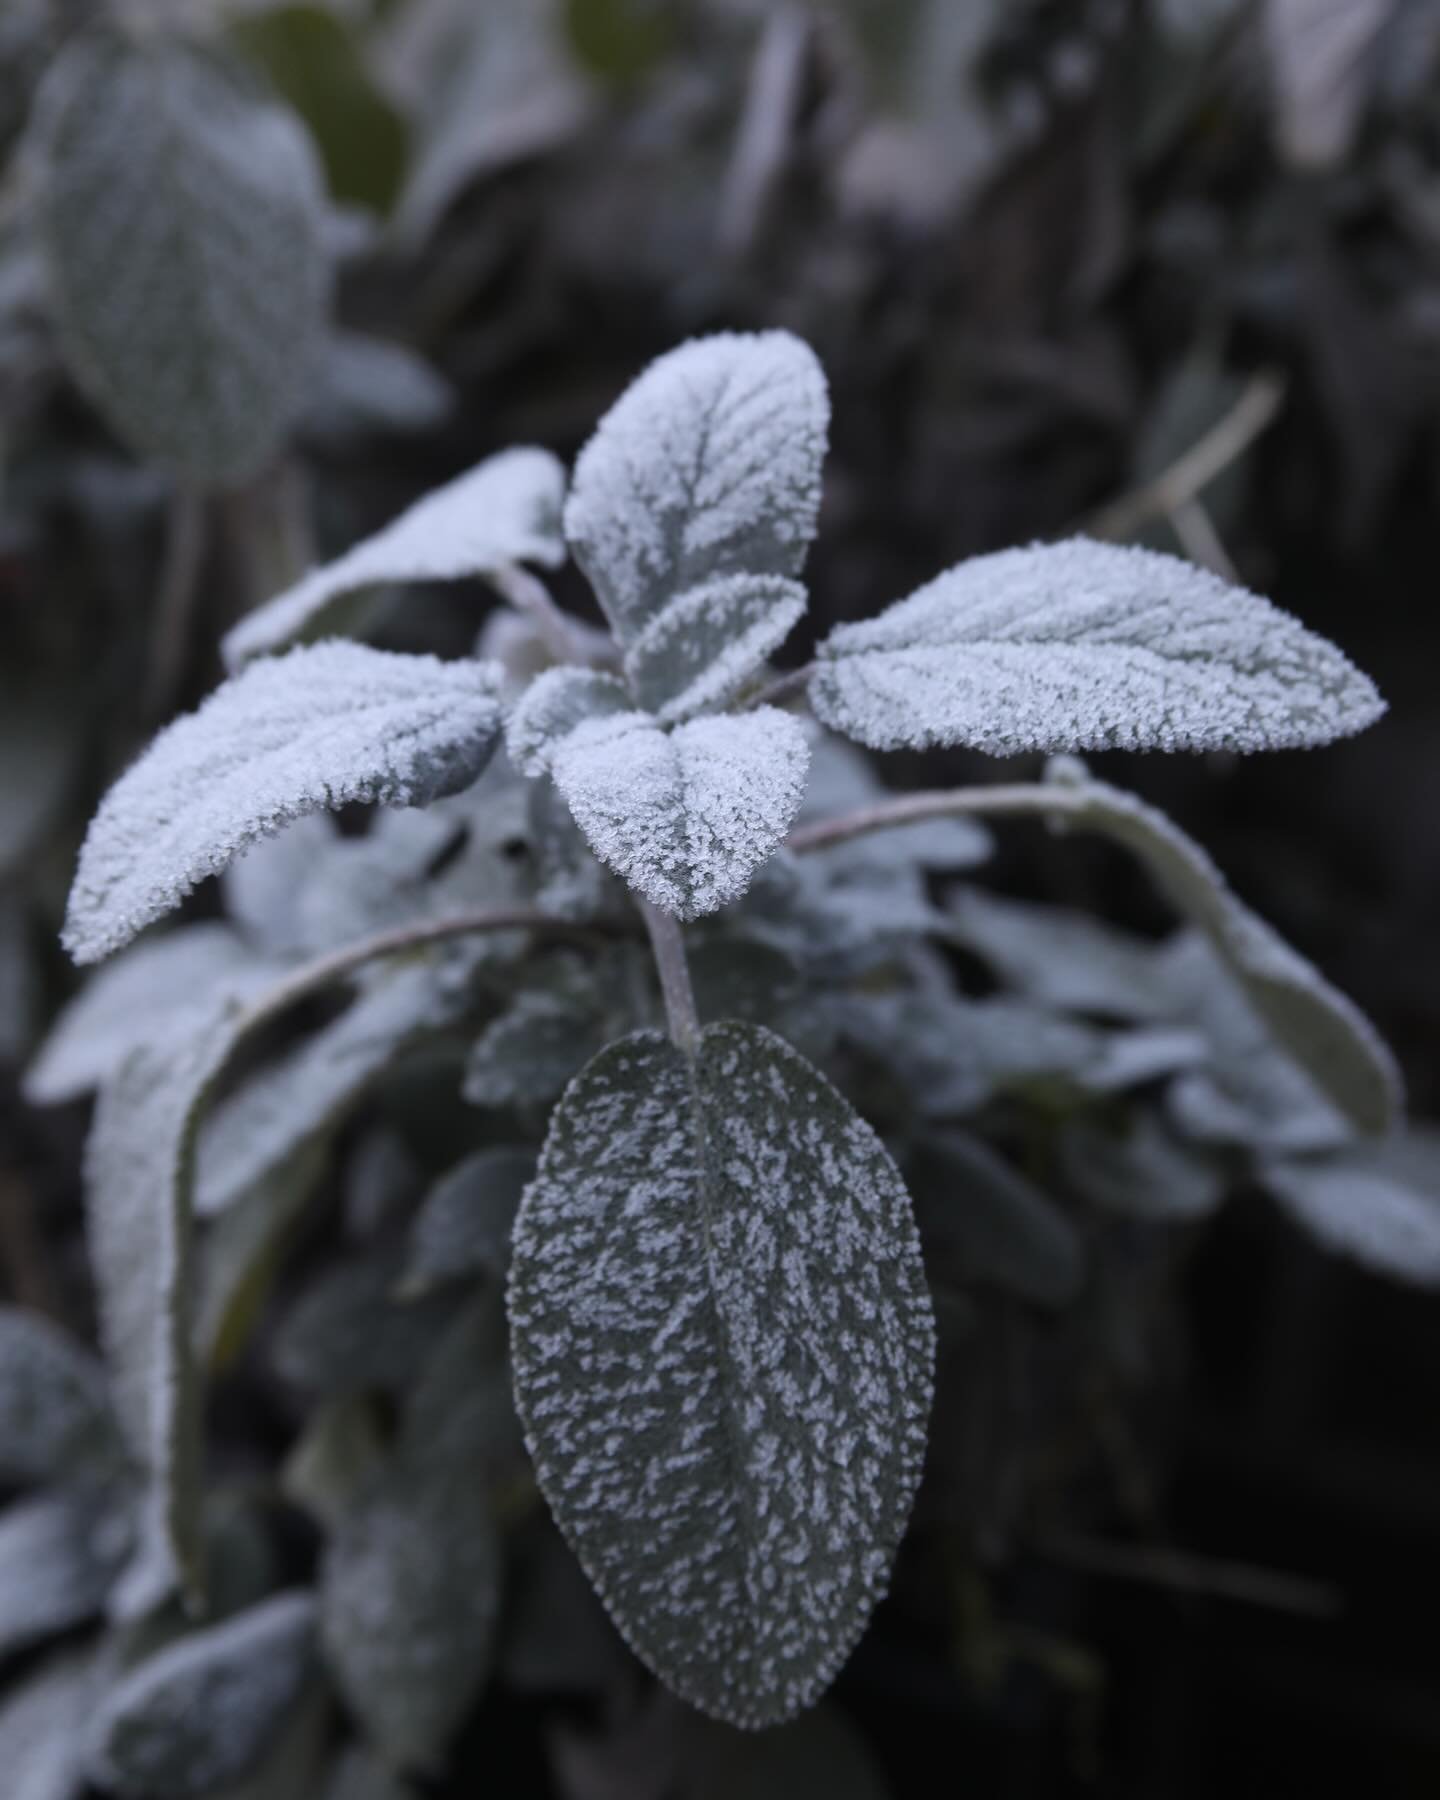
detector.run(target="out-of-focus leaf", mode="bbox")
[1059,1112,1227,1222]
[1264,0,1396,170]
[33,27,330,482]
[563,0,672,85]
[0,680,82,879]
[0,1486,132,1657]
[281,1395,387,1533]
[302,330,454,446]
[324,1746,419,1800]
[1262,1139,1440,1286]
[271,1252,461,1400]
[402,1146,535,1294]
[222,816,338,959]
[0,1307,118,1485]
[0,1647,98,1800]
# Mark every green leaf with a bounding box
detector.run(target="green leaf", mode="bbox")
[402,1146,535,1294]
[509,1023,935,1727]
[0,1486,132,1657]
[87,1592,318,1798]
[0,1307,118,1485]
[506,667,632,777]
[33,27,329,483]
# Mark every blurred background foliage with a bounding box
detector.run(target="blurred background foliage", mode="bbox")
[1,1,1439,1792]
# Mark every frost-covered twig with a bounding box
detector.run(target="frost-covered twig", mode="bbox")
[748,661,816,711]
[639,898,700,1057]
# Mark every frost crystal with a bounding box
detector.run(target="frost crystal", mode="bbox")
[812,537,1386,755]
[625,572,808,723]
[508,1024,935,1728]
[63,643,506,964]
[223,447,567,669]
[552,707,810,920]
[506,667,631,777]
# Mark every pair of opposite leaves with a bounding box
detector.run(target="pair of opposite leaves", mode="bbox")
[62,331,1388,1730]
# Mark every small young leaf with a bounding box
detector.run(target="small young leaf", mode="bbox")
[34,28,329,483]
[223,448,566,669]
[0,1307,117,1485]
[552,707,810,920]
[0,1647,98,1800]
[402,1147,535,1294]
[506,667,631,777]
[564,332,828,648]
[87,1592,317,1799]
[302,329,454,445]
[26,925,277,1106]
[509,1024,934,1728]
[64,644,506,965]
[222,816,338,957]
[624,572,807,724]
[812,537,1385,755]
[0,1486,131,1657]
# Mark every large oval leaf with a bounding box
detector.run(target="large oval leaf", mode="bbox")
[509,1023,935,1727]
[34,28,329,483]
[64,644,505,964]
[811,538,1384,755]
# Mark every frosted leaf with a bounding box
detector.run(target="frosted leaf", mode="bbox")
[798,729,992,874]
[302,329,454,446]
[221,816,337,957]
[223,448,566,669]
[320,1432,502,1769]
[33,29,329,483]
[911,1132,1085,1308]
[281,1397,387,1534]
[529,775,620,922]
[626,573,807,724]
[0,1648,98,1800]
[272,1253,461,1401]
[508,1023,934,1728]
[463,990,611,1112]
[0,1307,117,1485]
[1264,0,1393,170]
[737,852,946,974]
[211,1687,330,1800]
[63,643,506,964]
[402,1147,536,1295]
[86,1021,240,1612]
[0,1486,131,1657]
[553,707,810,920]
[1263,1150,1440,1287]
[87,1592,317,1799]
[26,925,277,1106]
[1059,1113,1227,1223]
[195,962,470,1219]
[505,667,631,777]
[1060,776,1401,1134]
[812,538,1385,755]
[564,332,828,644]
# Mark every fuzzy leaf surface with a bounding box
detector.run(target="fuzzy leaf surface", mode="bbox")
[223,448,566,668]
[0,1308,117,1485]
[0,1487,131,1657]
[0,1648,97,1800]
[1263,1146,1440,1286]
[34,29,328,482]
[403,1147,535,1294]
[509,1024,934,1727]
[812,538,1384,755]
[64,644,505,964]
[552,707,809,920]
[506,667,631,777]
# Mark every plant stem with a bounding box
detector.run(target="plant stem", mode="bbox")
[489,563,584,666]
[787,783,1085,854]
[639,899,700,1057]
[748,661,816,710]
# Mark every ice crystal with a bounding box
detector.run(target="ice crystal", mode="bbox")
[506,667,631,776]
[812,537,1385,755]
[625,572,807,723]
[508,1024,934,1728]
[223,447,567,669]
[63,643,505,964]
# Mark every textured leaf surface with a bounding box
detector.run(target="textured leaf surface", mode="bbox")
[35,29,328,482]
[64,644,505,964]
[403,1147,535,1294]
[0,1308,116,1484]
[1060,775,1401,1134]
[0,1648,97,1800]
[509,1024,934,1727]
[26,925,276,1105]
[564,332,828,647]
[1060,1114,1226,1222]
[0,1487,131,1657]
[553,707,809,919]
[506,667,631,777]
[625,572,807,723]
[812,538,1385,755]
[87,1592,317,1798]
[223,448,566,668]
[272,1254,461,1401]
[1263,1148,1440,1287]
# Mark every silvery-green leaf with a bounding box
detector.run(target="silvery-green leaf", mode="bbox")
[195,962,470,1219]
[812,537,1384,755]
[88,1592,317,1799]
[736,853,945,973]
[564,331,827,650]
[945,888,1187,1023]
[212,1686,329,1800]
[553,707,809,920]
[271,1253,461,1400]
[1081,1025,1208,1092]
[398,1299,520,1481]
[529,775,619,922]
[463,991,610,1112]
[1262,1145,1440,1286]
[86,1021,240,1613]
[0,1307,117,1484]
[33,28,329,483]
[506,667,631,777]
[0,1647,98,1800]
[625,572,807,723]
[1057,775,1400,1135]
[1059,1113,1227,1222]
[26,925,278,1106]
[509,1023,934,1727]
[402,1147,535,1294]
[343,1128,425,1242]
[64,644,505,965]
[302,329,453,446]
[1264,0,1393,170]
[912,1131,1085,1307]
[0,1486,132,1656]
[324,1746,418,1800]
[222,815,338,957]
[223,448,566,668]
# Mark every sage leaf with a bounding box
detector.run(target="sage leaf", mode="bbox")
[625,572,808,723]
[552,707,810,920]
[1262,1145,1440,1287]
[0,1648,98,1800]
[1059,1113,1227,1222]
[509,1023,935,1727]
[402,1147,535,1294]
[272,1253,461,1401]
[87,1592,317,1799]
[223,448,566,669]
[34,28,329,483]
[0,1307,118,1485]
[63,643,506,965]
[506,667,632,777]
[0,1486,131,1657]
[811,538,1385,755]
